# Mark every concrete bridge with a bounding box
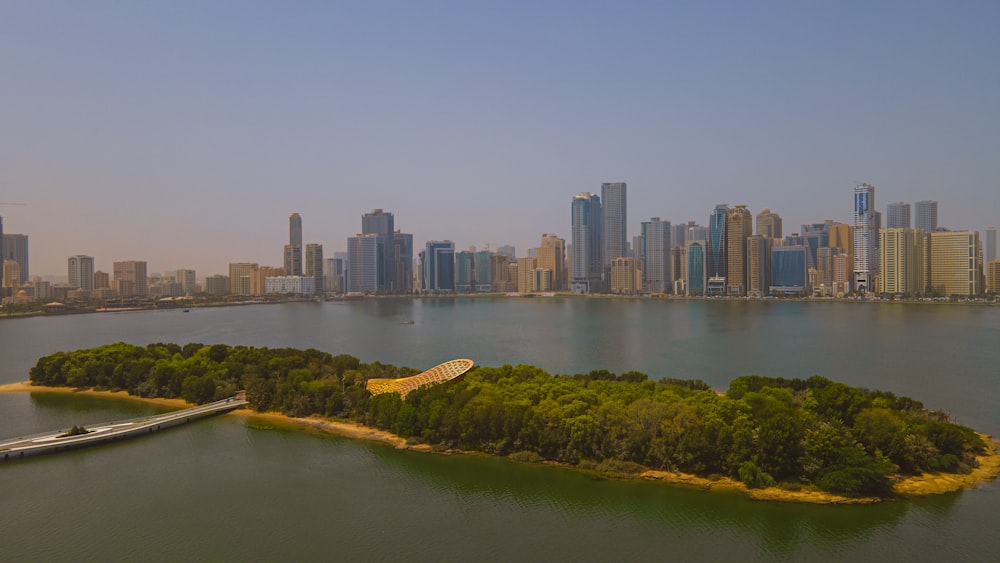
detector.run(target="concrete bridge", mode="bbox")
[0,395,247,462]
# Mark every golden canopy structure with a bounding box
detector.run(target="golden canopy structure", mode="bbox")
[366,358,474,399]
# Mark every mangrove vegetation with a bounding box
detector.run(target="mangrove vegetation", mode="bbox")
[29,342,988,498]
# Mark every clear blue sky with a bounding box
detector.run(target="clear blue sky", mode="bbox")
[2,1,998,278]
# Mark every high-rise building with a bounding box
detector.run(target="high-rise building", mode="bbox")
[175,268,196,295]
[686,222,709,244]
[987,227,997,263]
[726,206,752,296]
[3,233,28,284]
[94,270,110,290]
[305,243,324,295]
[886,202,911,229]
[348,234,379,294]
[474,250,493,292]
[68,255,95,291]
[571,192,603,293]
[113,261,148,297]
[641,218,671,294]
[497,245,516,260]
[879,228,924,296]
[516,257,538,293]
[392,231,413,294]
[915,200,939,232]
[831,250,851,296]
[2,260,19,289]
[670,245,687,292]
[228,262,257,296]
[250,266,284,295]
[362,209,396,293]
[284,213,303,276]
[707,204,729,295]
[536,234,566,290]
[746,235,771,297]
[455,251,475,293]
[325,258,345,294]
[853,183,877,293]
[930,230,982,296]
[771,246,809,295]
[423,241,455,292]
[610,257,642,294]
[686,240,706,296]
[601,182,627,279]
[800,221,834,270]
[205,275,230,296]
[756,208,783,239]
[987,260,1000,294]
[671,224,688,249]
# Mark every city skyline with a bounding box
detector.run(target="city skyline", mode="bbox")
[2,3,998,277]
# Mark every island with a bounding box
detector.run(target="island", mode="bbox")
[11,342,1000,503]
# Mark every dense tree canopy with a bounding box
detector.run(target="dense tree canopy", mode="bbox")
[29,343,987,498]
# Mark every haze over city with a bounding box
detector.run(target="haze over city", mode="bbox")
[2,1,998,278]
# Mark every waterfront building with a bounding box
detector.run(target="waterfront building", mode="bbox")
[771,246,809,295]
[831,250,851,296]
[3,233,28,284]
[707,204,729,295]
[853,183,877,293]
[726,206,752,296]
[325,258,345,294]
[305,243,324,295]
[228,262,257,296]
[887,202,911,229]
[264,275,316,295]
[362,209,397,292]
[987,259,1000,294]
[610,257,642,294]
[756,208,783,239]
[879,228,925,297]
[602,182,627,280]
[671,245,687,288]
[3,260,19,289]
[205,275,229,296]
[915,200,939,232]
[987,227,997,263]
[686,240,706,296]
[175,269,196,295]
[571,192,603,293]
[532,268,553,292]
[474,250,493,292]
[423,240,455,292]
[250,266,284,295]
[800,221,834,270]
[491,253,513,292]
[536,234,566,290]
[93,270,110,289]
[746,235,771,297]
[641,218,671,294]
[348,234,379,294]
[929,230,982,296]
[113,261,148,298]
[455,251,475,293]
[516,257,537,293]
[284,213,303,276]
[67,255,95,291]
[392,232,413,294]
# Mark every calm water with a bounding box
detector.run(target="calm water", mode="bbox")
[2,298,999,561]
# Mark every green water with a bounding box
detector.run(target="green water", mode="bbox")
[2,299,999,560]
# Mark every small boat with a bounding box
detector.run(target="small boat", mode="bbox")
[400,319,414,325]
[183,309,190,313]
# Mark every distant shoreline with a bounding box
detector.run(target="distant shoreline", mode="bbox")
[4,381,998,505]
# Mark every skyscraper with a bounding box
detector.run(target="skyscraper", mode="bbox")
[474,250,493,292]
[284,213,303,276]
[886,202,911,229]
[362,209,396,293]
[228,262,257,296]
[726,206,752,296]
[175,269,196,295]
[571,192,603,293]
[771,246,809,295]
[3,233,28,284]
[601,182,627,281]
[423,241,455,292]
[347,234,379,294]
[455,251,474,293]
[68,255,95,291]
[707,204,729,295]
[392,231,413,294]
[915,200,938,232]
[113,260,148,297]
[930,231,982,296]
[536,234,566,290]
[641,218,671,294]
[305,243,324,295]
[879,228,924,296]
[853,183,876,292]
[756,208,783,239]
[986,227,996,263]
[686,241,706,296]
[746,235,771,297]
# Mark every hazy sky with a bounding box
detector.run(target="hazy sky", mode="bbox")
[2,1,998,278]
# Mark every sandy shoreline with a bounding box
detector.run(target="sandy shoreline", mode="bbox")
[4,381,998,503]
